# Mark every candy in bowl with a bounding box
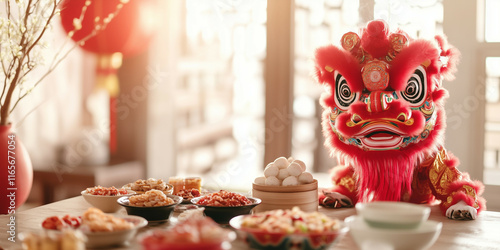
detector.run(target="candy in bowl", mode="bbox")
[117,190,182,221]
[230,207,347,250]
[191,190,261,224]
[81,186,135,213]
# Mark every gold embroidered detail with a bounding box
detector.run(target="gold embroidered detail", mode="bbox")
[325,65,333,72]
[439,167,456,192]
[463,185,476,199]
[446,195,453,204]
[338,176,356,193]
[429,149,460,196]
[341,32,360,51]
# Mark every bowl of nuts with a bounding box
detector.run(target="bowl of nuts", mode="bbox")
[117,190,182,221]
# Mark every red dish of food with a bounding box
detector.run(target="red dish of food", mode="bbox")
[176,188,201,200]
[85,185,128,196]
[42,215,82,230]
[196,190,251,207]
[140,217,235,250]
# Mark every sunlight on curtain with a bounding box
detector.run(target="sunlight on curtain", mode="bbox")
[177,0,267,191]
[292,0,360,173]
[374,0,443,38]
[485,0,500,42]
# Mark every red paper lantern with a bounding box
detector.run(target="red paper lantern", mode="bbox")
[59,0,157,153]
[59,0,157,57]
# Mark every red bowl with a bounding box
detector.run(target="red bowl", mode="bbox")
[138,218,236,250]
[229,215,348,250]
[140,237,234,250]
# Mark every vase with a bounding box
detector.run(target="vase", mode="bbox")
[0,124,33,214]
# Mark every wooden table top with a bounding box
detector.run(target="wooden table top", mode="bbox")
[1,196,500,249]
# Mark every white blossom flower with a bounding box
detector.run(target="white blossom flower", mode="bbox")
[0,0,130,125]
[73,18,82,30]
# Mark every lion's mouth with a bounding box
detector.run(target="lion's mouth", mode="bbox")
[361,132,403,149]
[356,127,404,150]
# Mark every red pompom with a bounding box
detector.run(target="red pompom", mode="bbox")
[361,20,391,59]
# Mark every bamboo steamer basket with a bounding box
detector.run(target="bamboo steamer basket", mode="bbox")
[251,179,318,213]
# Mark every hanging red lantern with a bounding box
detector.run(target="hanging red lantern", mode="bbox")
[59,0,157,154]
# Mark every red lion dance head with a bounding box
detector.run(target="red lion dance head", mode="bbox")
[315,20,485,219]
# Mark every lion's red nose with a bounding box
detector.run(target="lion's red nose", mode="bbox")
[366,91,393,113]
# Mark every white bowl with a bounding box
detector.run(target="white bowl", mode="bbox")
[83,215,147,248]
[81,189,135,213]
[345,215,441,250]
[356,201,430,229]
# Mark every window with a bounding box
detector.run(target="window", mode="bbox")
[147,0,266,191]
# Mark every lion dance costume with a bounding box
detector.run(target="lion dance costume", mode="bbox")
[315,20,485,219]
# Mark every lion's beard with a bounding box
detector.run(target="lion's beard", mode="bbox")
[351,154,416,202]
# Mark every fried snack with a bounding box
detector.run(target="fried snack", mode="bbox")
[129,190,175,207]
[81,207,133,232]
[123,178,169,192]
[85,186,128,196]
[176,188,201,200]
[196,190,251,207]
[22,230,86,250]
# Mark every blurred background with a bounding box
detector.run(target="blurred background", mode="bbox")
[13,0,500,211]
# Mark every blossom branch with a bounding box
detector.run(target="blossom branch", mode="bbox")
[1,0,129,125]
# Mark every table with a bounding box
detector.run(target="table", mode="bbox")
[1,196,500,249]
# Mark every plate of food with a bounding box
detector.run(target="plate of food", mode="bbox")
[81,185,135,213]
[41,214,82,231]
[139,216,236,250]
[175,188,203,204]
[123,178,174,195]
[229,207,347,250]
[117,190,182,221]
[20,229,86,249]
[40,207,147,248]
[191,190,261,224]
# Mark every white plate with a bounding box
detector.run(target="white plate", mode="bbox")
[83,215,147,248]
[345,215,442,250]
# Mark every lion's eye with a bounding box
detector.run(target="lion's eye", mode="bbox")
[335,72,357,109]
[400,66,426,105]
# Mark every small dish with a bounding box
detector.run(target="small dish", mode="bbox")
[81,189,135,213]
[355,201,430,229]
[83,215,147,248]
[230,215,348,250]
[191,196,261,224]
[139,216,236,250]
[345,215,441,250]
[122,178,174,195]
[117,194,182,221]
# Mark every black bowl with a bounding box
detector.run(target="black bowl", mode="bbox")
[191,196,261,224]
[117,194,182,221]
